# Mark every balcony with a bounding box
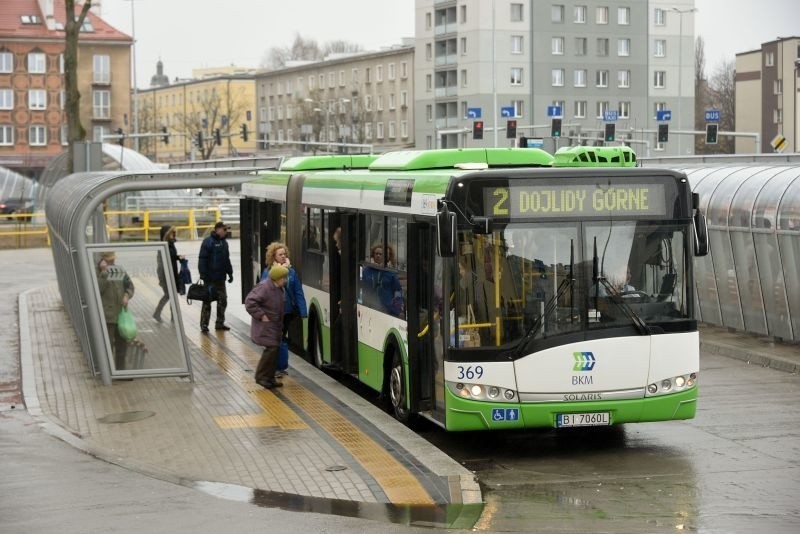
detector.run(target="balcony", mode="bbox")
[434,86,459,98]
[434,22,457,36]
[435,117,460,129]
[434,54,457,67]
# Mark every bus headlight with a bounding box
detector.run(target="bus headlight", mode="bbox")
[647,372,698,397]
[448,381,518,403]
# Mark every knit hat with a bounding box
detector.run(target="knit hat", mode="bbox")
[269,264,289,281]
[100,251,116,261]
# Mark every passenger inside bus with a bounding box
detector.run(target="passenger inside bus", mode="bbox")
[361,245,404,317]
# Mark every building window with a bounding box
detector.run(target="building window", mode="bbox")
[619,101,631,118]
[654,70,666,88]
[574,100,586,118]
[596,6,608,24]
[774,79,783,94]
[93,90,110,118]
[596,101,609,119]
[339,70,346,86]
[461,69,468,87]
[654,8,666,25]
[365,122,373,140]
[400,90,408,107]
[61,125,68,145]
[320,74,326,88]
[460,37,467,55]
[426,43,432,61]
[388,121,396,138]
[426,104,433,122]
[618,38,630,56]
[551,5,564,23]
[765,51,774,67]
[597,38,609,57]
[0,89,13,109]
[510,3,523,22]
[93,54,110,83]
[511,35,523,54]
[401,120,408,138]
[574,5,587,23]
[618,70,630,88]
[92,125,108,143]
[0,125,13,146]
[308,75,314,90]
[388,63,396,80]
[29,125,46,146]
[389,93,396,110]
[774,108,783,123]
[27,52,46,73]
[654,101,667,118]
[575,37,587,56]
[28,89,46,109]
[511,99,524,118]
[426,74,432,91]
[60,90,65,108]
[618,7,630,24]
[0,51,13,73]
[460,5,467,23]
[351,68,359,84]
[377,95,383,111]
[377,122,384,139]
[595,70,609,88]
[654,39,666,58]
[552,69,564,87]
[376,65,383,82]
[574,69,587,87]
[366,67,372,83]
[425,12,431,29]
[552,37,564,55]
[511,67,523,85]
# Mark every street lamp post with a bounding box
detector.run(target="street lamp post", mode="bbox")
[794,59,800,152]
[123,0,140,152]
[671,6,697,156]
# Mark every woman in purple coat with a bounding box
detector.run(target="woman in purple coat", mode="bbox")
[245,264,289,389]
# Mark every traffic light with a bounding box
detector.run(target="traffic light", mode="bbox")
[240,123,248,142]
[604,123,616,142]
[116,127,124,146]
[705,123,718,145]
[214,128,222,146]
[472,120,484,140]
[518,136,528,148]
[550,118,561,138]
[658,124,669,143]
[161,126,169,144]
[196,131,203,148]
[506,119,516,139]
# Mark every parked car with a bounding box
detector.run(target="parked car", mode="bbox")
[0,197,33,218]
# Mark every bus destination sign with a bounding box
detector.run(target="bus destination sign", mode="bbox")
[484,183,667,218]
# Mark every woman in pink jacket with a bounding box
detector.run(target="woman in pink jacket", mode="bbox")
[245,264,289,389]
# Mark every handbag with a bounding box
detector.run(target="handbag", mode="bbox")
[459,305,481,348]
[117,306,137,341]
[187,280,217,304]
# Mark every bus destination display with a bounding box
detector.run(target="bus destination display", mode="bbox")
[484,183,667,218]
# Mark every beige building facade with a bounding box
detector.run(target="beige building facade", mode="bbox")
[255,45,414,154]
[134,73,257,163]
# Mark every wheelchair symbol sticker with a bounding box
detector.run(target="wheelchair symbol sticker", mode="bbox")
[492,408,519,422]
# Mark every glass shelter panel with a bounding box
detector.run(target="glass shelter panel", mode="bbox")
[88,244,191,378]
[730,230,767,334]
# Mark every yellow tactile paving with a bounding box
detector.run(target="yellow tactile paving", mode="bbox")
[179,295,435,505]
[214,413,276,429]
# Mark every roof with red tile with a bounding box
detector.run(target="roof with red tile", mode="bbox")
[0,0,131,43]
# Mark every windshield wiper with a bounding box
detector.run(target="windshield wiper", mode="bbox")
[517,240,575,353]
[592,237,649,335]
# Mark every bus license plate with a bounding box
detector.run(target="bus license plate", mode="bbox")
[557,412,610,428]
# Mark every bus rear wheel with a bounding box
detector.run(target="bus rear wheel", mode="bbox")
[388,351,410,423]
[308,317,323,369]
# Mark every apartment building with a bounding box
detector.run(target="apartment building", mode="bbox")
[255,44,415,154]
[735,37,800,154]
[0,0,132,177]
[134,67,257,163]
[414,0,696,155]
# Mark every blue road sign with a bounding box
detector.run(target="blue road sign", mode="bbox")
[467,107,481,119]
[656,110,672,121]
[547,105,562,117]
[705,109,721,122]
[501,106,515,117]
[603,110,618,122]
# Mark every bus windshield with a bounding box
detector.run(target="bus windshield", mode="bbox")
[452,221,690,349]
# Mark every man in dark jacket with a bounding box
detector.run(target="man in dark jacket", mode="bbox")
[245,264,289,389]
[198,221,233,333]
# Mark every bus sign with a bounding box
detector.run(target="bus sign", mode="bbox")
[705,110,721,122]
[483,182,668,218]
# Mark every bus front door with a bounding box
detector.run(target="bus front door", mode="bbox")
[407,223,436,414]
[330,213,359,373]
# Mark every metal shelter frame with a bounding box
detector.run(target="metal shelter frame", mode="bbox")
[46,167,274,385]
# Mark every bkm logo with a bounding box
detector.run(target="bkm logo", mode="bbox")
[573,351,596,371]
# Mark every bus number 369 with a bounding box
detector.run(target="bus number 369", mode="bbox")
[456,366,484,380]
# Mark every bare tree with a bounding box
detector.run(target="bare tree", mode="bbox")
[174,85,247,160]
[694,35,706,83]
[260,34,363,70]
[708,60,736,153]
[64,0,93,173]
[135,98,157,159]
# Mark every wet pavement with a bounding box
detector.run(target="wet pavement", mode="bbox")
[1,244,799,532]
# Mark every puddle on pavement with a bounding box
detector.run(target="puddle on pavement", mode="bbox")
[193,480,483,529]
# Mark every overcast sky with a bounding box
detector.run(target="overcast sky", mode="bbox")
[98,0,799,89]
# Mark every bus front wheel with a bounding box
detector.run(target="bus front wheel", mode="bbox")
[388,351,410,423]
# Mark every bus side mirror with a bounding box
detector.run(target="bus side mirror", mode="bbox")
[436,205,456,257]
[693,209,709,257]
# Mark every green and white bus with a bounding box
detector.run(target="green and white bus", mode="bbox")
[239,146,709,431]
